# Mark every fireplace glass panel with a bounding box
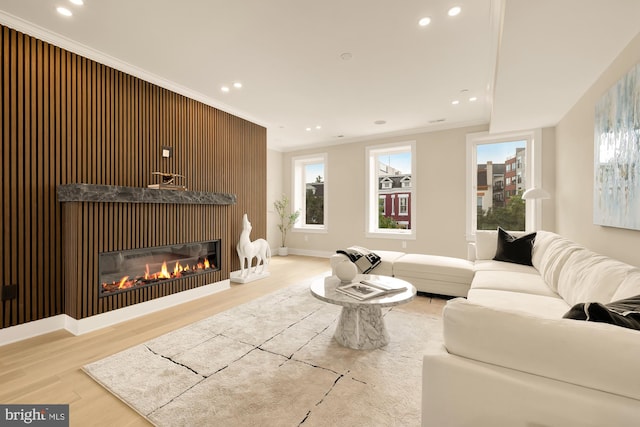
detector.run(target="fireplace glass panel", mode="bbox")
[99,240,220,296]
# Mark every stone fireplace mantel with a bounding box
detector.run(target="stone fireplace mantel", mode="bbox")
[57,183,233,321]
[57,183,237,205]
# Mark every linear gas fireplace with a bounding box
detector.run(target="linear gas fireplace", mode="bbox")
[99,240,221,296]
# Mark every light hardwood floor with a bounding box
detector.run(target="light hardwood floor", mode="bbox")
[0,256,446,426]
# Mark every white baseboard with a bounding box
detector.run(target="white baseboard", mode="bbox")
[0,280,230,347]
[285,248,334,258]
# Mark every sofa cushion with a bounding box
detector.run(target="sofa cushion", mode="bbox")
[475,229,527,261]
[612,269,640,301]
[393,254,474,283]
[563,295,640,331]
[443,298,640,401]
[536,237,582,292]
[530,230,560,271]
[467,288,569,319]
[557,249,633,305]
[471,270,559,298]
[493,228,536,266]
[473,259,538,274]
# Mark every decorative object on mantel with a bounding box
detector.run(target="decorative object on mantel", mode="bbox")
[274,194,300,256]
[148,172,187,191]
[594,61,640,230]
[57,184,236,205]
[230,214,271,284]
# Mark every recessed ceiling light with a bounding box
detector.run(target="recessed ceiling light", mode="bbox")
[448,6,462,17]
[451,100,460,105]
[315,125,322,130]
[69,0,84,5]
[221,86,230,93]
[418,17,431,27]
[56,7,72,16]
[233,82,242,89]
[306,127,312,131]
[374,120,386,125]
[340,52,352,61]
[469,97,478,102]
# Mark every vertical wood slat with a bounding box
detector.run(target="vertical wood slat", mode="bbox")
[1,27,7,326]
[0,23,266,327]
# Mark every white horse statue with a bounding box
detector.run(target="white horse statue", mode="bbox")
[237,213,271,278]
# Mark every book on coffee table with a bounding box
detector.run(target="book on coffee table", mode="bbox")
[336,279,406,301]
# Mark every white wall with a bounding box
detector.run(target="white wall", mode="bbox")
[266,149,284,251]
[555,31,640,267]
[278,124,490,259]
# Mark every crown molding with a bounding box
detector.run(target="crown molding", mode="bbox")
[0,10,268,129]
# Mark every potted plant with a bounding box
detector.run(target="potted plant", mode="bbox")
[274,194,300,256]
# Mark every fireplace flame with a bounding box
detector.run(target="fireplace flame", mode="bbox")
[102,257,217,295]
[118,276,130,289]
[159,261,171,279]
[174,261,183,278]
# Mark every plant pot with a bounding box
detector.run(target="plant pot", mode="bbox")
[278,247,289,256]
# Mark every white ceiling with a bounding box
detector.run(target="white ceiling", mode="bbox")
[1,0,639,151]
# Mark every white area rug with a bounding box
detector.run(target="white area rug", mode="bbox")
[83,277,444,426]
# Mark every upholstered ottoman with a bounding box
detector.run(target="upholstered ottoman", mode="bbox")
[331,250,474,297]
[393,254,474,297]
[330,250,406,277]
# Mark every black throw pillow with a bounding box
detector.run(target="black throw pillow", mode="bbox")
[493,227,536,266]
[563,295,640,331]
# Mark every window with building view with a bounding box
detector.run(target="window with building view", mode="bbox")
[293,154,327,231]
[472,139,528,232]
[366,142,415,238]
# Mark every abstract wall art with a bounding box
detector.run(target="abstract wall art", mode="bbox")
[594,61,640,230]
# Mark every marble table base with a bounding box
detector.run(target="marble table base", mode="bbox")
[334,305,389,350]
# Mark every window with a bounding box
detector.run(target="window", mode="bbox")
[466,130,543,239]
[366,142,416,238]
[379,195,386,215]
[398,195,409,215]
[293,154,327,231]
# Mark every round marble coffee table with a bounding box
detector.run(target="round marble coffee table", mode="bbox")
[310,274,416,350]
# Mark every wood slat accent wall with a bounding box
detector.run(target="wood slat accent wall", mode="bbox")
[0,24,266,327]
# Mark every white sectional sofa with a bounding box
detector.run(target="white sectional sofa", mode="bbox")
[422,230,640,427]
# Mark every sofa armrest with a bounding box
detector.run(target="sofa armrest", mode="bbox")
[423,345,640,427]
[442,298,640,401]
[467,242,477,261]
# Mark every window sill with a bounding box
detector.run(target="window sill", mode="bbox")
[293,227,328,234]
[365,230,415,240]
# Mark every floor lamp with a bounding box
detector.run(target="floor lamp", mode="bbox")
[522,188,550,231]
[522,188,551,201]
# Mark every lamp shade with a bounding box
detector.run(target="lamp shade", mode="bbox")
[522,188,550,200]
